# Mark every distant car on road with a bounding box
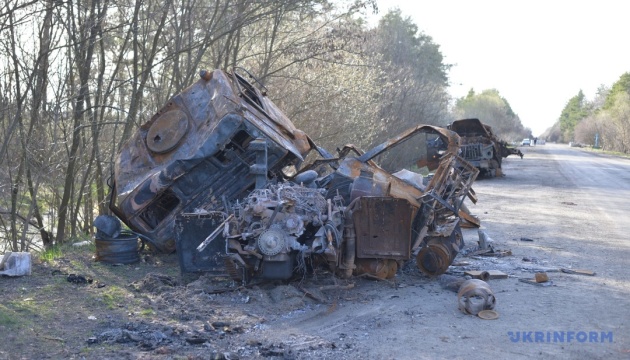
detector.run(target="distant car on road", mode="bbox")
[521,138,531,146]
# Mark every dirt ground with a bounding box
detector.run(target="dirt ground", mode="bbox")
[1,143,628,360]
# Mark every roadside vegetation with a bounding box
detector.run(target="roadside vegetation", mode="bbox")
[544,73,630,152]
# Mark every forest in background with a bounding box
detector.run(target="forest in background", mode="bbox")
[1,0,571,252]
[544,72,630,151]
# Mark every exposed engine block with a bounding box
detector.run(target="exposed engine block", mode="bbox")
[226,182,345,280]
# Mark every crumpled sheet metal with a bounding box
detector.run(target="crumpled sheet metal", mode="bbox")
[458,279,496,315]
[357,125,461,166]
[110,69,314,252]
[329,125,476,277]
[448,118,522,177]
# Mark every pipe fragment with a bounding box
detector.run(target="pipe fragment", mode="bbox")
[457,279,496,315]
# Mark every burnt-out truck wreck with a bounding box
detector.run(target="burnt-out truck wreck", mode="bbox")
[109,68,479,282]
[448,118,523,177]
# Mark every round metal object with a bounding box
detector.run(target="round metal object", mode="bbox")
[257,228,286,256]
[416,242,452,276]
[146,109,189,153]
[478,310,499,320]
[458,279,496,315]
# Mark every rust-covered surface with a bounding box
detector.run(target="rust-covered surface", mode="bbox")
[110,69,316,252]
[108,68,480,282]
[448,118,523,177]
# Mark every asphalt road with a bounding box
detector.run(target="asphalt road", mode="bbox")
[250,143,630,360]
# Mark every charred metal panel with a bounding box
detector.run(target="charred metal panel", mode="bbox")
[448,118,492,138]
[110,69,315,252]
[175,213,227,273]
[353,197,415,260]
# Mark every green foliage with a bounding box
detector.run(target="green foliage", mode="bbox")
[603,92,630,153]
[40,246,63,262]
[559,90,588,141]
[367,8,451,148]
[100,286,127,310]
[39,240,94,263]
[452,89,528,140]
[140,308,155,317]
[376,8,449,85]
[0,304,21,328]
[603,72,630,110]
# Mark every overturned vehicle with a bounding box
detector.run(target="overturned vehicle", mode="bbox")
[109,68,479,282]
[448,118,523,177]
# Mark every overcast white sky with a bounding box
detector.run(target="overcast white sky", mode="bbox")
[369,0,630,135]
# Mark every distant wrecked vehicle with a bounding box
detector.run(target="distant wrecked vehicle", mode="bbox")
[448,118,523,177]
[108,68,479,282]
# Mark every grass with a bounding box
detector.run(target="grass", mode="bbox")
[0,304,20,327]
[139,308,155,317]
[581,145,630,159]
[0,298,53,331]
[100,286,127,310]
[40,246,64,262]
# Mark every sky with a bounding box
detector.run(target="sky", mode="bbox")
[368,0,630,136]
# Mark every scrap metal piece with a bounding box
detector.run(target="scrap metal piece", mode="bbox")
[560,268,596,276]
[458,279,496,315]
[146,109,189,153]
[464,270,508,280]
[109,69,317,252]
[175,213,227,273]
[448,118,523,177]
[257,228,287,256]
[477,309,499,320]
[417,242,453,276]
[196,214,233,253]
[353,197,415,260]
[93,215,122,238]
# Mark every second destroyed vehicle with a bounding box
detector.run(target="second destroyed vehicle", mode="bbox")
[448,118,524,177]
[108,68,479,283]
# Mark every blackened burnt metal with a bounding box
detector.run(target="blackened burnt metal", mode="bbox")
[216,124,479,281]
[109,68,318,253]
[448,118,523,177]
[109,68,480,282]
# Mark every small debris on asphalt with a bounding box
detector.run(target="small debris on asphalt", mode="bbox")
[534,272,549,283]
[519,278,555,287]
[464,270,508,280]
[477,310,499,320]
[561,268,596,276]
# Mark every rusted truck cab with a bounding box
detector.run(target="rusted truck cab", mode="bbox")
[326,126,478,277]
[110,69,315,252]
[448,118,523,177]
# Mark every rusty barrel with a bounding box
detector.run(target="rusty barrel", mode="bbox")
[416,242,453,276]
[95,230,140,264]
[457,279,496,315]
